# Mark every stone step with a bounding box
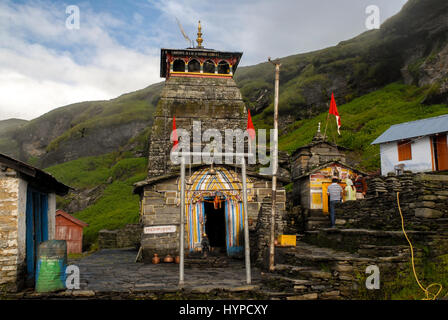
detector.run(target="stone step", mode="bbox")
[303,228,433,255]
[260,273,314,293]
[273,264,315,277]
[357,244,410,258]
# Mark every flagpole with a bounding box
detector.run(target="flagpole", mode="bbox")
[268,57,280,272]
[323,106,330,142]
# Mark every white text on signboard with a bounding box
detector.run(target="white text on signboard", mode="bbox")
[144,225,177,234]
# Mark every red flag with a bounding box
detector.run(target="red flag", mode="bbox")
[246,109,255,140]
[172,116,178,150]
[329,92,341,135]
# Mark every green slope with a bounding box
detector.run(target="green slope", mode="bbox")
[1,82,162,167]
[278,83,448,171]
[45,152,147,247]
[0,119,28,159]
[236,0,448,124]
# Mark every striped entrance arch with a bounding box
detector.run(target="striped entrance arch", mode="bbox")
[181,167,249,257]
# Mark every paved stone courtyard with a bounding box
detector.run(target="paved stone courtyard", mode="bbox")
[70,248,263,293]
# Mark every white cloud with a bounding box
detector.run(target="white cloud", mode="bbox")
[0,0,160,120]
[0,0,408,121]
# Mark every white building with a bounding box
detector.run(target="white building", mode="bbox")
[372,114,448,176]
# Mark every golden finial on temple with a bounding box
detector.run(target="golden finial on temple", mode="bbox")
[196,20,203,48]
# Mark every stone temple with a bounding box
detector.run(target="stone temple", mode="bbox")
[134,22,287,263]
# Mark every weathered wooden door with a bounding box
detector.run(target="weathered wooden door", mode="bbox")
[322,183,330,214]
[435,134,448,171]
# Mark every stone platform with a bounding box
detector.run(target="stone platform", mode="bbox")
[4,248,267,300]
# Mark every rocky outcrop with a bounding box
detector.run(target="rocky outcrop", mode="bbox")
[40,121,150,168]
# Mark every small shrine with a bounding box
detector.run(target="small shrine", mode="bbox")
[291,124,364,213]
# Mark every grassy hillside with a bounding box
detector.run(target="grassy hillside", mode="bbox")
[0,82,162,167]
[0,118,28,135]
[45,152,147,247]
[0,119,28,159]
[1,0,446,168]
[277,83,448,171]
[236,0,448,124]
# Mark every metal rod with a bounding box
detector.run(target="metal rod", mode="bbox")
[179,156,185,286]
[323,105,330,141]
[268,57,280,272]
[241,156,251,284]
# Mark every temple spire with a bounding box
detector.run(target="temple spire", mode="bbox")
[312,122,324,142]
[196,20,203,48]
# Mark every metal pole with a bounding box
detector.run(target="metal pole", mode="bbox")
[268,57,280,272]
[179,156,185,286]
[323,106,330,142]
[241,156,251,284]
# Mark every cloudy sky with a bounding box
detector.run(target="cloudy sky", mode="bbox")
[0,0,408,121]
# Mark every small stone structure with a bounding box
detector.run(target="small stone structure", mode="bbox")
[135,166,287,264]
[291,127,347,179]
[291,127,364,214]
[0,153,69,292]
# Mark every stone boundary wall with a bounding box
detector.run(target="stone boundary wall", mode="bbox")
[98,224,142,250]
[335,172,448,254]
[252,198,287,268]
[0,171,21,291]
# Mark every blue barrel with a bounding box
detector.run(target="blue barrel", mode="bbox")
[35,240,67,293]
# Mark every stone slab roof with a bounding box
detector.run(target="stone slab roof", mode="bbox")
[293,160,367,181]
[134,164,288,194]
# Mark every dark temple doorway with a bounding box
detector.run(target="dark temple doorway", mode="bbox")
[204,201,226,250]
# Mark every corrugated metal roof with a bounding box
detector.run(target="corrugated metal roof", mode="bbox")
[371,114,448,145]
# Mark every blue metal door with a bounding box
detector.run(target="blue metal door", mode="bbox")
[26,189,49,281]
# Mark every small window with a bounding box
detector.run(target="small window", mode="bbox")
[173,59,185,72]
[203,60,215,73]
[218,61,230,74]
[397,140,412,161]
[188,59,200,73]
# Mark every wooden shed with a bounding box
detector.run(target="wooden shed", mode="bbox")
[55,209,88,254]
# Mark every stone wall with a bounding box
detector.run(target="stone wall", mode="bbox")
[98,224,142,250]
[147,77,247,178]
[140,172,286,263]
[252,198,288,268]
[0,170,24,292]
[334,172,448,254]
